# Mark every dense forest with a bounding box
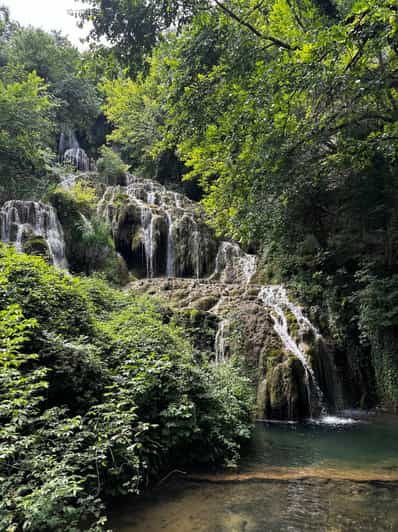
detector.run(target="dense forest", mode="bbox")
[0,0,398,530]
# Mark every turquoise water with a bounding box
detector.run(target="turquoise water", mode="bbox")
[244,413,398,472]
[110,413,398,532]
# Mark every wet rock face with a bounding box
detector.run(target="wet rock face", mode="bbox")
[0,200,68,269]
[98,177,219,279]
[97,176,258,283]
[130,278,328,420]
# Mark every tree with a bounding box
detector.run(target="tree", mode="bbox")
[4,27,100,147]
[0,72,55,201]
[77,0,203,74]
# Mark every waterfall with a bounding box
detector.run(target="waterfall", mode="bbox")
[215,319,230,364]
[59,129,90,172]
[0,201,68,269]
[99,176,218,279]
[258,285,325,416]
[211,241,257,284]
[109,175,342,420]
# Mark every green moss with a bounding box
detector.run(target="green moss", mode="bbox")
[192,295,219,311]
[22,236,50,261]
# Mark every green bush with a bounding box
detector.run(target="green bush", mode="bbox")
[0,244,255,530]
[48,186,125,282]
[96,145,129,185]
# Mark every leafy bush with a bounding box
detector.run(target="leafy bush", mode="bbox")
[96,145,129,185]
[0,71,55,202]
[0,245,255,530]
[48,186,125,282]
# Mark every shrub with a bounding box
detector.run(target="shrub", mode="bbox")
[48,187,124,282]
[0,245,255,530]
[96,145,129,185]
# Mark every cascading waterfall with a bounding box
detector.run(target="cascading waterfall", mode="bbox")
[100,175,342,420]
[59,129,90,172]
[98,176,219,279]
[0,200,68,269]
[258,285,325,416]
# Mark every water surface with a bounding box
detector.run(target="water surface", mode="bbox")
[110,412,398,532]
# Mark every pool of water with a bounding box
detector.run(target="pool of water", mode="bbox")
[243,412,398,474]
[110,412,398,531]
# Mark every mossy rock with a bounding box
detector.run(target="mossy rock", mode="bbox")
[131,228,143,252]
[263,357,309,419]
[192,295,219,311]
[174,308,218,353]
[22,236,51,262]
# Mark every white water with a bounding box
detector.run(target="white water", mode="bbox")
[140,205,155,278]
[0,201,68,269]
[215,319,230,364]
[59,129,90,172]
[166,211,175,277]
[211,241,257,284]
[63,147,90,172]
[312,415,360,426]
[258,285,325,416]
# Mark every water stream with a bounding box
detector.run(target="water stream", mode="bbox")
[258,285,326,417]
[110,413,398,531]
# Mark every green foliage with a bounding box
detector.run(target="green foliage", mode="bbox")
[0,13,104,204]
[4,26,101,145]
[78,0,202,75]
[96,145,129,185]
[356,271,398,404]
[47,184,123,280]
[0,71,55,202]
[0,245,254,530]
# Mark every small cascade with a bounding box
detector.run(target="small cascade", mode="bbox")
[215,319,230,364]
[258,285,325,416]
[0,201,68,269]
[59,129,90,172]
[63,147,90,172]
[166,211,175,277]
[211,241,257,284]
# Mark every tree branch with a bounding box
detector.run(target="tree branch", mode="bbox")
[214,1,298,51]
